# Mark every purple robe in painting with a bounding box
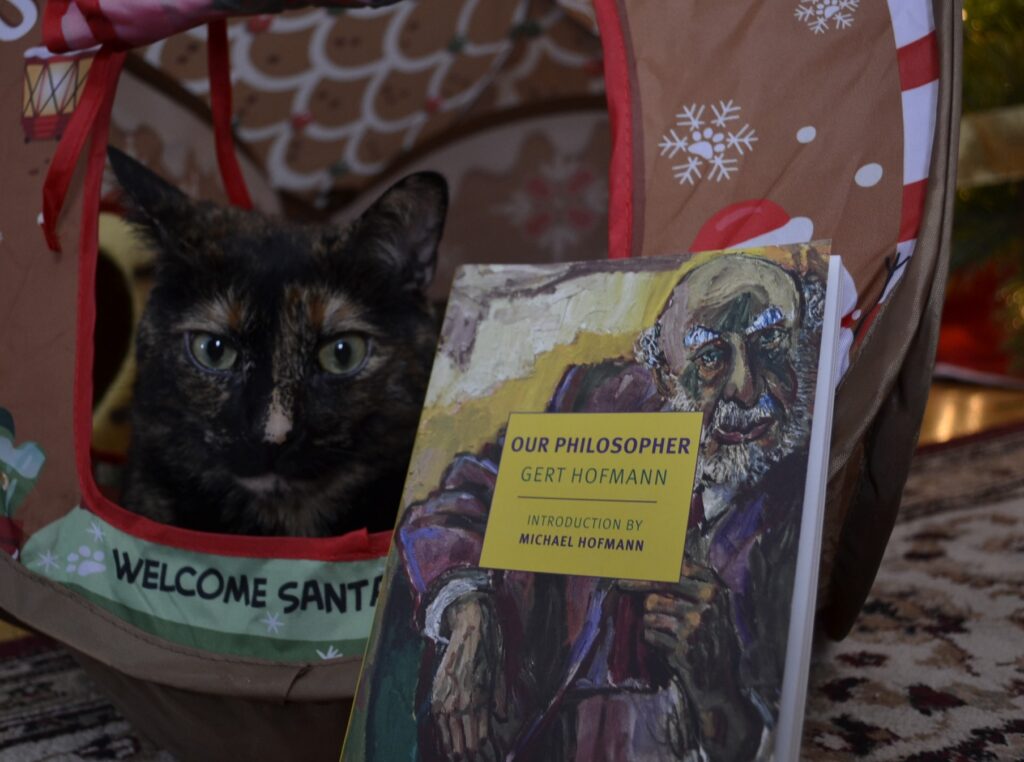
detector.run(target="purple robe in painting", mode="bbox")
[397,360,801,761]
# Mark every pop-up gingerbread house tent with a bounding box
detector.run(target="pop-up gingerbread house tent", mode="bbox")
[0,1,960,759]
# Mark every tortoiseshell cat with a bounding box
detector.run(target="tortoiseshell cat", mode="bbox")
[109,148,446,537]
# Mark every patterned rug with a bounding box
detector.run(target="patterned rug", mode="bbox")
[2,427,1023,761]
[0,637,170,761]
[804,425,1024,761]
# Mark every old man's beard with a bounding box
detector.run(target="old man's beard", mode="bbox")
[662,350,817,494]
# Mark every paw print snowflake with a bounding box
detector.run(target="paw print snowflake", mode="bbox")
[795,0,859,34]
[659,100,758,185]
[66,545,106,577]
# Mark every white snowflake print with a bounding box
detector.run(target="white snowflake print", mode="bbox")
[316,645,342,660]
[34,549,59,574]
[795,0,859,34]
[659,100,758,186]
[260,611,284,634]
[86,521,105,543]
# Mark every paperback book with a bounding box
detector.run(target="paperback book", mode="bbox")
[341,244,842,761]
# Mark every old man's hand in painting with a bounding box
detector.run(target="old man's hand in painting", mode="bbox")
[391,249,828,761]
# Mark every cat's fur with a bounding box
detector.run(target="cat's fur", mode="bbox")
[109,148,446,537]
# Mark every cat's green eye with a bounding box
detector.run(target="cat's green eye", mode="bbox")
[188,332,239,372]
[318,334,369,376]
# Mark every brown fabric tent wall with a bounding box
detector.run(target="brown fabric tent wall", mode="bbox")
[0,1,961,759]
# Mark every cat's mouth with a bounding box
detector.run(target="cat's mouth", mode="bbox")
[235,473,300,495]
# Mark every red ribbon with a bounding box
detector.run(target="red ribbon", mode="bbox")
[208,19,254,210]
[41,47,125,253]
[78,0,121,47]
[41,20,252,253]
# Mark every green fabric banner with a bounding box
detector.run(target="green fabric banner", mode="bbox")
[22,507,385,661]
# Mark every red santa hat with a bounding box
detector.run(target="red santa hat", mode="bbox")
[690,199,814,252]
[691,199,861,378]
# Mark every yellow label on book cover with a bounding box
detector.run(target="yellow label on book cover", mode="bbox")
[480,412,702,581]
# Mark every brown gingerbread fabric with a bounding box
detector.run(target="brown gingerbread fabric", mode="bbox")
[1,24,84,539]
[0,0,960,758]
[600,0,960,632]
[333,107,610,301]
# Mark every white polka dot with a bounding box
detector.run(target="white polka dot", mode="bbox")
[855,163,883,187]
[796,126,816,144]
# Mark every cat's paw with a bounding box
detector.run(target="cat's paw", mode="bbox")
[66,545,106,577]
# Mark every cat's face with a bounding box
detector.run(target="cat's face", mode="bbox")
[109,149,446,536]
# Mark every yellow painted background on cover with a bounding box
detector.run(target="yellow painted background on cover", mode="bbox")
[402,245,821,504]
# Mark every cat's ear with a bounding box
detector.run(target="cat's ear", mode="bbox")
[107,147,194,247]
[353,172,448,291]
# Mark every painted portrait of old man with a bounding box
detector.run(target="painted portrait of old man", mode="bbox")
[344,244,837,762]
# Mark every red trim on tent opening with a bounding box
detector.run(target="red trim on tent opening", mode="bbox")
[593,0,633,260]
[45,43,386,562]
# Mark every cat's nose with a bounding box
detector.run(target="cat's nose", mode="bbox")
[264,406,291,445]
[261,389,293,445]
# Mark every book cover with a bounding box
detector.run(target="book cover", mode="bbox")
[342,244,842,761]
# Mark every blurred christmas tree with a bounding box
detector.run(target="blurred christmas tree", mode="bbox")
[944,0,1024,376]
